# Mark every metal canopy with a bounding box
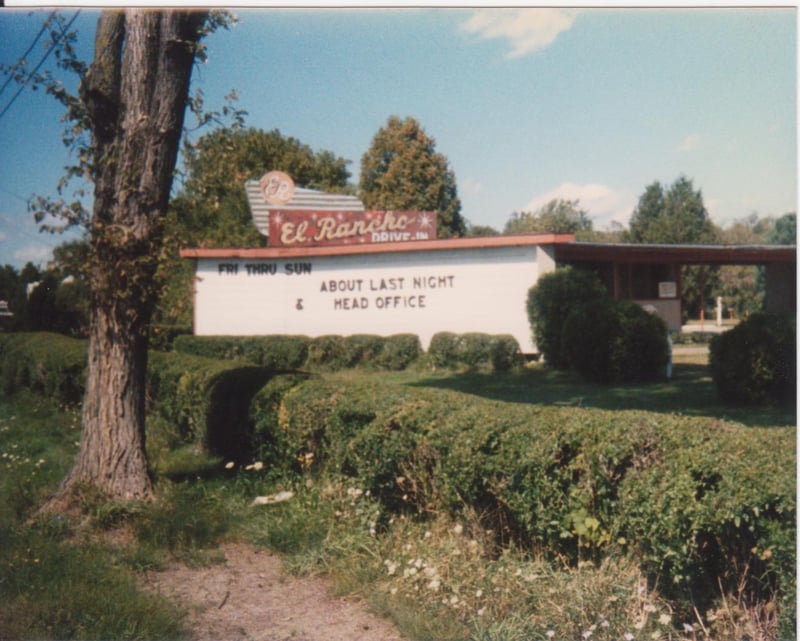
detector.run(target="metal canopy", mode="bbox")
[555,242,797,266]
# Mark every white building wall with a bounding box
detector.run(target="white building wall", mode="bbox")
[193,244,549,353]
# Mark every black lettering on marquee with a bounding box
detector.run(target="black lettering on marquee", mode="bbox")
[412,275,455,289]
[285,262,312,275]
[245,263,277,275]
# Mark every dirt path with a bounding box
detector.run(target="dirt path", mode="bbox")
[139,542,408,641]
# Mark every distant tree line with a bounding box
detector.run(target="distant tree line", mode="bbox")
[0,240,89,335]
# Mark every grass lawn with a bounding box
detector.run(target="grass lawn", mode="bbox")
[401,349,795,429]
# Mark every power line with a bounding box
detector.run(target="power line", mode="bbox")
[0,11,54,100]
[0,10,80,122]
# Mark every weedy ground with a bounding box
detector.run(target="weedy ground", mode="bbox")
[0,349,794,641]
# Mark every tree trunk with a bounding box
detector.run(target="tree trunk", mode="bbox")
[50,9,207,507]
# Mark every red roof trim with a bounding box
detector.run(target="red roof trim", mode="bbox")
[180,233,576,260]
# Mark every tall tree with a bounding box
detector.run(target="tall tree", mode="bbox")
[360,116,465,238]
[170,126,352,249]
[625,176,718,244]
[767,212,797,245]
[42,9,210,505]
[625,176,720,319]
[504,199,593,236]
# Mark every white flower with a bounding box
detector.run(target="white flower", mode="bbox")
[386,561,398,576]
[546,631,555,639]
[252,461,264,471]
[427,579,441,591]
[475,589,483,598]
[225,461,235,469]
[658,613,671,626]
[624,634,635,641]
[452,523,464,535]
[650,632,661,640]
[346,487,363,499]
[683,623,695,633]
[582,630,593,639]
[476,607,485,617]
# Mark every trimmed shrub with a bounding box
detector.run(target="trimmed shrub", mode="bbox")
[527,267,608,369]
[562,298,621,383]
[148,324,192,352]
[172,335,310,370]
[427,332,459,368]
[0,333,87,404]
[254,376,795,618]
[489,334,523,372]
[147,351,273,459]
[428,332,522,372]
[375,333,423,371]
[709,312,796,405]
[611,301,669,383]
[174,334,421,372]
[563,300,669,383]
[0,335,273,459]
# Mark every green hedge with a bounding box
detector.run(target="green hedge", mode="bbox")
[709,313,796,405]
[253,376,796,618]
[0,333,272,460]
[0,332,87,404]
[172,335,310,370]
[563,299,669,383]
[147,351,273,460]
[173,333,422,372]
[428,332,522,372]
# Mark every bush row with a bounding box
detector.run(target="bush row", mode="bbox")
[174,331,522,373]
[0,332,87,404]
[254,375,796,620]
[0,333,272,460]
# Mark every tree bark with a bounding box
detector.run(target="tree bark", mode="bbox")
[51,9,207,506]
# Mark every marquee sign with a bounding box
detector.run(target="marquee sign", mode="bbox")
[249,171,437,248]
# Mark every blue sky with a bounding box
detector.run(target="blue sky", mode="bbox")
[0,6,796,268]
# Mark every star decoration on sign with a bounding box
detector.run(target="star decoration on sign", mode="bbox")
[418,213,433,229]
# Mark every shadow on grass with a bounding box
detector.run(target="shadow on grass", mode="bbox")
[409,362,796,429]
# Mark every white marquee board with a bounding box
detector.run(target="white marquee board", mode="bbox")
[192,244,555,353]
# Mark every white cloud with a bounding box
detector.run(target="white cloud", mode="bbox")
[523,182,636,227]
[676,133,701,153]
[460,8,580,58]
[461,177,482,195]
[13,244,53,265]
